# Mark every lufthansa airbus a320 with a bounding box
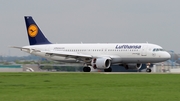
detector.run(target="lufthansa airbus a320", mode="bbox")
[12,16,171,72]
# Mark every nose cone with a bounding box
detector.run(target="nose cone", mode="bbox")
[164,52,171,60]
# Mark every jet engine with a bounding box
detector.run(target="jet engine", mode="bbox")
[91,58,111,69]
[124,63,142,70]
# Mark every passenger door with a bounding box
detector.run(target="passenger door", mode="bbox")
[141,45,147,56]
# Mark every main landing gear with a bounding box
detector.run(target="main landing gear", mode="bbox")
[104,67,112,72]
[83,66,112,72]
[83,67,91,72]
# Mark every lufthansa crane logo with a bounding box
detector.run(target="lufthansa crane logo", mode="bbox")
[28,24,38,37]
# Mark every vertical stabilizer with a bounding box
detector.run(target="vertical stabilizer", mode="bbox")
[24,16,51,45]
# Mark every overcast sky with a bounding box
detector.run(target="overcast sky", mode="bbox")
[0,0,180,56]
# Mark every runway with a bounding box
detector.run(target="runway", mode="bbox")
[33,71,180,74]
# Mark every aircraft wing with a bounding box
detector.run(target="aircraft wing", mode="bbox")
[44,51,93,61]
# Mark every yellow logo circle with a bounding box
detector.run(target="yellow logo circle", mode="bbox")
[28,24,38,37]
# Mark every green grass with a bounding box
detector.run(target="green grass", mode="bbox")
[0,73,180,101]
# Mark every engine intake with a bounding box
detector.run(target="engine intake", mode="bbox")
[91,58,111,69]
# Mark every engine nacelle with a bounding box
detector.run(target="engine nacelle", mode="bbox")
[91,58,111,69]
[124,63,142,70]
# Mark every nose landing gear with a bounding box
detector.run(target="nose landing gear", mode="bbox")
[146,63,152,72]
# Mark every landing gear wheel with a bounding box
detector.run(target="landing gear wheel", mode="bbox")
[146,68,151,72]
[104,67,112,72]
[83,67,91,72]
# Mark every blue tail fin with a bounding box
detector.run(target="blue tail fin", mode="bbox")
[24,16,51,45]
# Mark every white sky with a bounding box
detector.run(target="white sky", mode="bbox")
[0,0,180,56]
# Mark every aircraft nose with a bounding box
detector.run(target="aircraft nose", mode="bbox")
[164,52,171,60]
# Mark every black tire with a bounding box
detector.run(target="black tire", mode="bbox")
[83,67,91,72]
[146,68,152,72]
[104,67,112,72]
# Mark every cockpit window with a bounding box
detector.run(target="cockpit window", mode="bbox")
[153,48,164,52]
[159,49,164,51]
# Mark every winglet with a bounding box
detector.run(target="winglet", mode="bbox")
[24,16,51,45]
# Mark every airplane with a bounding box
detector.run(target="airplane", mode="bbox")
[12,16,171,72]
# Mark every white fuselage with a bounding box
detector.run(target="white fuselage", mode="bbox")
[22,43,170,64]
